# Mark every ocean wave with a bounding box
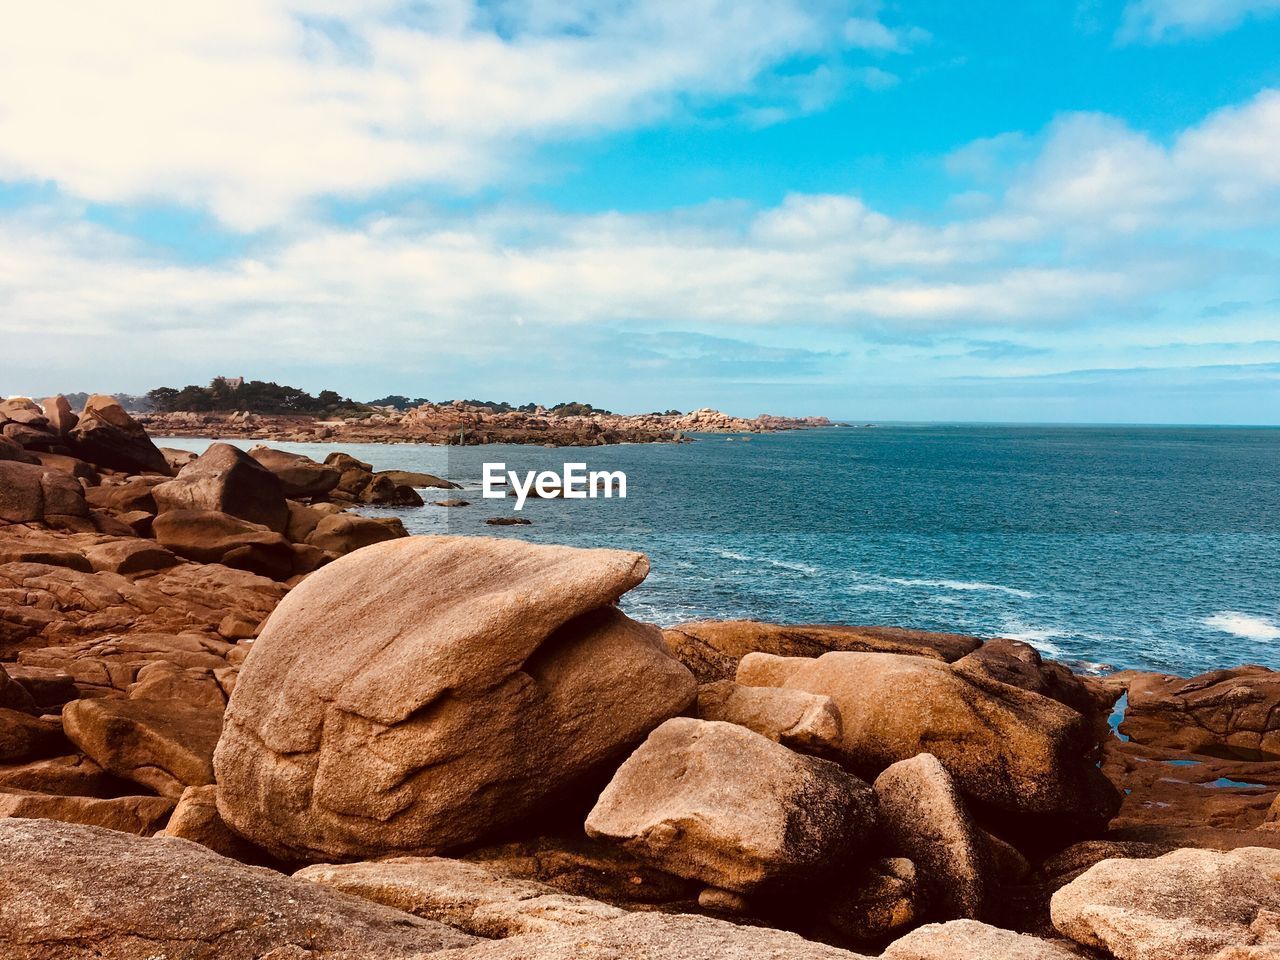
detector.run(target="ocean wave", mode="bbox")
[1202,611,1280,642]
[996,620,1064,656]
[714,550,818,575]
[881,576,1034,599]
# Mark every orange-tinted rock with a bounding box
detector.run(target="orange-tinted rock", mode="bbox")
[153,442,289,532]
[0,788,174,835]
[664,620,981,683]
[153,509,294,579]
[216,536,695,861]
[249,445,342,498]
[68,395,171,475]
[1122,667,1280,760]
[304,513,405,554]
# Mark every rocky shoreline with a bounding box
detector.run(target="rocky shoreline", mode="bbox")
[2,393,1280,959]
[139,403,836,445]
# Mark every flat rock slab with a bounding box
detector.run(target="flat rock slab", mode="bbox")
[1051,845,1280,959]
[63,696,223,797]
[585,717,876,893]
[295,856,626,938]
[0,789,173,834]
[884,920,1085,959]
[0,818,478,960]
[431,911,872,959]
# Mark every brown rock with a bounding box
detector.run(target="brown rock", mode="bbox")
[664,620,982,683]
[1122,667,1280,760]
[295,856,626,938]
[0,435,38,463]
[378,469,459,489]
[0,752,123,797]
[0,662,38,714]
[462,835,700,906]
[153,509,294,579]
[248,445,342,498]
[218,612,260,640]
[0,707,67,761]
[885,920,1083,959]
[1051,846,1280,959]
[215,536,696,861]
[305,512,406,554]
[1,664,76,708]
[62,696,223,797]
[153,442,289,531]
[33,451,98,484]
[359,474,424,505]
[84,475,163,513]
[68,394,171,475]
[0,460,92,529]
[81,538,179,575]
[954,638,1115,726]
[431,911,870,959]
[160,784,271,862]
[0,396,50,427]
[40,395,78,437]
[159,446,198,472]
[585,717,876,894]
[285,499,328,541]
[0,818,478,959]
[737,651,1117,831]
[695,679,842,755]
[0,788,174,835]
[127,661,227,711]
[874,753,989,921]
[0,549,286,655]
[826,857,924,943]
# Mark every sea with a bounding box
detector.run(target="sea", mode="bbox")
[159,424,1280,677]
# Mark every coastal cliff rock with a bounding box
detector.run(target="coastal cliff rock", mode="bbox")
[736,651,1118,832]
[1051,846,1280,959]
[153,442,289,532]
[152,509,296,579]
[585,717,876,894]
[873,753,990,921]
[68,395,171,475]
[0,818,478,959]
[664,620,981,683]
[214,536,696,860]
[1121,667,1280,759]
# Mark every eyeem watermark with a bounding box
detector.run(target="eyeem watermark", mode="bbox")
[483,462,627,510]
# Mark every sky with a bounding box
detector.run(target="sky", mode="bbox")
[2,0,1280,422]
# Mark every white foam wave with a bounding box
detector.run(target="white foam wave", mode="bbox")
[1203,611,1280,642]
[715,551,818,575]
[997,620,1064,657]
[882,577,1034,599]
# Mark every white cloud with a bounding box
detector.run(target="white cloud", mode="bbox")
[0,0,866,229]
[1119,0,1280,41]
[1,87,1278,395]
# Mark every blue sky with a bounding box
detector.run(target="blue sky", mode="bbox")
[2,0,1279,422]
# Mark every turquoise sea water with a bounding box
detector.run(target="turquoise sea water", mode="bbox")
[160,425,1280,675]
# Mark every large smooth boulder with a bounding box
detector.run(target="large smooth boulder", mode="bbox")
[63,696,223,797]
[585,717,876,894]
[873,753,989,921]
[737,651,1117,830]
[248,445,341,498]
[68,394,171,475]
[885,920,1083,959]
[433,911,870,959]
[665,620,981,683]
[296,856,626,938]
[695,679,842,756]
[1051,846,1280,959]
[0,818,478,959]
[152,509,295,579]
[215,536,696,861]
[0,460,91,529]
[377,469,459,489]
[1121,667,1280,760]
[153,442,288,531]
